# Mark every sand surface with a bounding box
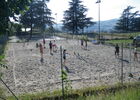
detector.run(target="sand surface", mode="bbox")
[1,38,140,94]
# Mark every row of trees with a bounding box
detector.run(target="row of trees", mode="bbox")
[1,0,140,36]
[20,0,94,35]
[115,6,140,32]
[19,1,140,35]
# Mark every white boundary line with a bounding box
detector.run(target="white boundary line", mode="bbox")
[11,43,18,88]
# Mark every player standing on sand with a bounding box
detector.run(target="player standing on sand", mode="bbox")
[36,43,39,48]
[81,39,84,48]
[85,40,88,49]
[115,44,119,57]
[49,41,53,55]
[39,43,44,63]
[63,49,69,66]
[43,38,46,48]
[63,49,72,73]
[52,40,57,52]
[134,47,138,61]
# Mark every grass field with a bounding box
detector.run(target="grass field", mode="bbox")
[104,39,133,48]
[0,87,6,100]
[0,44,6,61]
[102,32,140,38]
[55,32,140,41]
[105,39,133,45]
[0,54,5,61]
[0,43,6,100]
[78,86,140,100]
[6,82,140,100]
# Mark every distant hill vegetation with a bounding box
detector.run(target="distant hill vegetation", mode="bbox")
[85,19,118,33]
[55,19,118,33]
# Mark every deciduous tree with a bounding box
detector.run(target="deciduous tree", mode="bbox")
[20,0,54,38]
[0,0,32,35]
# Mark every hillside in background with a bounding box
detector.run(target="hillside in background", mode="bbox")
[54,19,118,33]
[86,19,118,33]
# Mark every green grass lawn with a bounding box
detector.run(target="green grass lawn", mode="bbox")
[6,82,140,100]
[105,39,140,51]
[0,44,5,61]
[78,87,140,100]
[0,54,5,61]
[105,39,133,45]
[102,32,140,38]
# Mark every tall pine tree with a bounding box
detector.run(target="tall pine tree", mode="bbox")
[115,6,139,32]
[62,0,94,34]
[134,17,140,31]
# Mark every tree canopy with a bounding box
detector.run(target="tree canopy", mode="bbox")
[20,0,54,33]
[0,0,32,35]
[115,6,140,32]
[62,0,94,34]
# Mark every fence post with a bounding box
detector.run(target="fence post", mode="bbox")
[60,46,65,100]
[129,43,132,73]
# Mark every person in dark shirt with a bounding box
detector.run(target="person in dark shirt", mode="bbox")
[36,43,39,48]
[115,44,119,57]
[63,49,68,66]
[134,47,138,61]
[81,39,84,48]
[39,43,44,63]
[43,38,46,48]
[49,41,53,54]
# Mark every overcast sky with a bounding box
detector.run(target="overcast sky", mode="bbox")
[47,0,140,23]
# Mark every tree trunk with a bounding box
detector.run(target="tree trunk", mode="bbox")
[30,24,32,39]
[25,27,27,32]
[29,6,33,40]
